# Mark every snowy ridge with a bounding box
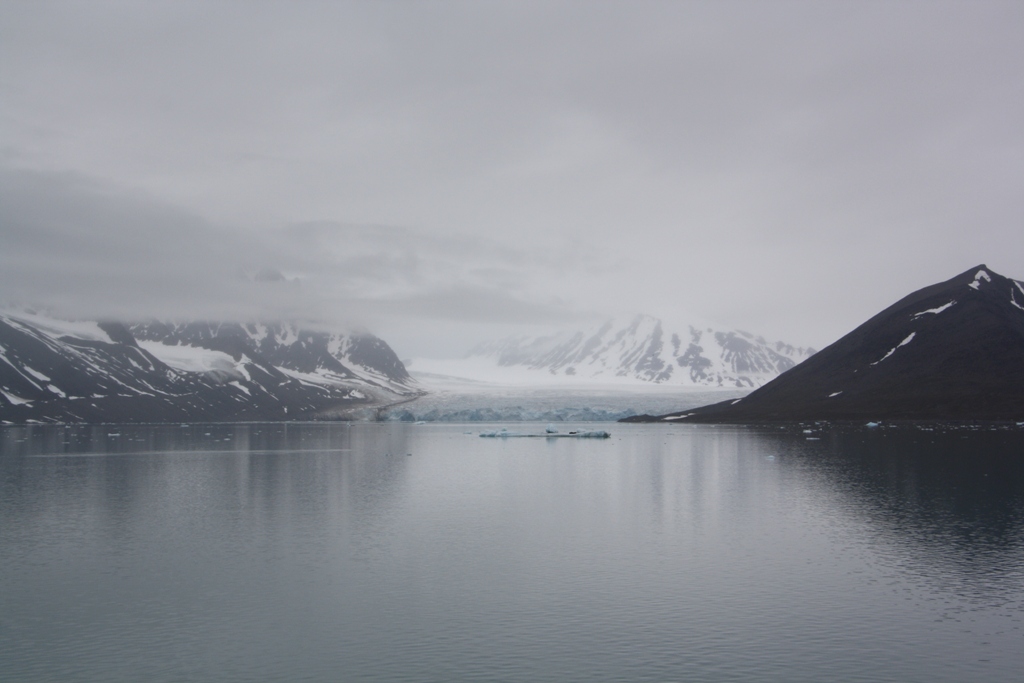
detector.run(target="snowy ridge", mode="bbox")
[130,321,414,394]
[0,310,416,423]
[416,315,815,389]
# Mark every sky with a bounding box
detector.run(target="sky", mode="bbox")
[2,0,1022,358]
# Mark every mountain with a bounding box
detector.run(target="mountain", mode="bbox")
[412,315,815,388]
[129,321,411,389]
[625,266,1024,423]
[0,311,416,424]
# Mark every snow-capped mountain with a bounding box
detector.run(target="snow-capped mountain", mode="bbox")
[0,311,416,424]
[413,315,815,388]
[631,265,1024,422]
[130,321,411,390]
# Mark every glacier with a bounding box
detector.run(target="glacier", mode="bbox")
[382,381,747,422]
[410,314,815,389]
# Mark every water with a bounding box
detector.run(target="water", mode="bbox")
[2,422,1023,682]
[381,386,747,422]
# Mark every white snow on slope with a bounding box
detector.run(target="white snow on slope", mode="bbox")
[968,270,991,290]
[23,367,51,382]
[1010,282,1024,312]
[278,366,352,387]
[137,341,238,374]
[1,310,114,343]
[872,332,916,366]
[430,315,815,389]
[1,389,32,405]
[913,301,956,318]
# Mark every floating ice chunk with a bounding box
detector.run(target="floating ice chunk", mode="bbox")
[871,332,915,365]
[913,301,956,318]
[828,391,842,398]
[480,429,517,438]
[479,429,610,438]
[545,424,558,433]
[866,421,880,428]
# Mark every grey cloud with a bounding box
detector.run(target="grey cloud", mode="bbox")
[2,1,1022,354]
[0,165,258,319]
[0,165,586,340]
[368,285,580,325]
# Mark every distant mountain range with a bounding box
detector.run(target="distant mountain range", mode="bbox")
[625,266,1024,423]
[412,315,815,388]
[0,311,417,424]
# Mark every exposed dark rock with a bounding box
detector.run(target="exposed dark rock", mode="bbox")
[626,265,1024,423]
[1,313,416,424]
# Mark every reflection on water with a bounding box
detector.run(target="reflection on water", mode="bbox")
[1,422,1022,682]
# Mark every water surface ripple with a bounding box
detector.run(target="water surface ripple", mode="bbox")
[2,422,1023,682]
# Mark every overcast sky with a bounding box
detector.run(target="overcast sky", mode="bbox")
[2,0,1021,357]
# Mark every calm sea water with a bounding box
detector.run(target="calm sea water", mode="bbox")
[2,422,1023,682]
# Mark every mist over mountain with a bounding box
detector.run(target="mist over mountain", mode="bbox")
[410,315,815,389]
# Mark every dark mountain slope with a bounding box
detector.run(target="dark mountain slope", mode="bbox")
[626,266,1024,423]
[129,321,411,385]
[1,312,415,424]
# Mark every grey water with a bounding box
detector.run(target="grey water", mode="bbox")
[380,387,748,422]
[2,422,1023,682]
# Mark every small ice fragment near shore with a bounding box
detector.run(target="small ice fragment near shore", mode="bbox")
[546,424,558,434]
[866,422,880,428]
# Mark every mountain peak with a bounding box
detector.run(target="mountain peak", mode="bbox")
[634,264,1024,422]
[423,316,814,388]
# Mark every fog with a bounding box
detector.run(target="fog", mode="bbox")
[2,1,1021,357]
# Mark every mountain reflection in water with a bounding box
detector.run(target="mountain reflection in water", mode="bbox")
[1,422,1022,683]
